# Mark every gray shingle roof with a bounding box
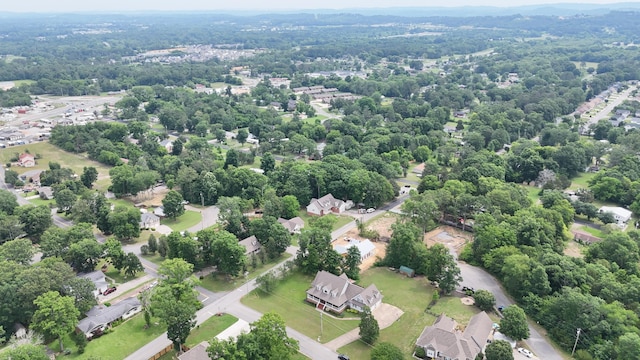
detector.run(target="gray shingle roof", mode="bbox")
[77,297,141,334]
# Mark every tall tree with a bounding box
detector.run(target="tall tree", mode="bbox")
[122,252,144,278]
[80,167,98,189]
[211,230,247,278]
[107,205,141,241]
[359,306,379,345]
[473,289,496,312]
[0,238,34,265]
[162,190,185,220]
[16,205,52,242]
[260,152,276,174]
[61,277,97,314]
[485,340,514,360]
[0,189,18,215]
[499,305,530,341]
[66,239,103,272]
[343,246,362,280]
[31,291,79,351]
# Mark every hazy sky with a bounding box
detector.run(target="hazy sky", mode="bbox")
[0,0,632,12]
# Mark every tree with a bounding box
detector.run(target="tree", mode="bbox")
[162,190,185,220]
[499,305,530,341]
[485,340,514,360]
[243,312,299,359]
[122,252,144,278]
[172,138,183,156]
[54,189,76,214]
[148,233,158,254]
[66,239,103,272]
[343,246,362,280]
[31,291,79,351]
[473,289,496,312]
[0,344,49,360]
[237,128,248,145]
[4,169,20,186]
[424,243,462,294]
[224,149,239,169]
[370,342,404,360]
[211,230,247,278]
[359,306,379,345]
[16,205,52,241]
[61,277,97,314]
[0,238,34,265]
[104,237,126,270]
[260,152,276,174]
[107,205,141,241]
[617,333,640,360]
[0,189,18,215]
[281,195,300,219]
[0,212,23,245]
[80,167,98,189]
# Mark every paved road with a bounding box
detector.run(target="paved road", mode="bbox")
[583,85,637,128]
[185,204,219,233]
[458,262,562,360]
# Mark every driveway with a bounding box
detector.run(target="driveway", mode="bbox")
[185,204,219,233]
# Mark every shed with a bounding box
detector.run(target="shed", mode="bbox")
[399,266,415,278]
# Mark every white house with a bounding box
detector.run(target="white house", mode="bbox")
[76,297,142,339]
[18,153,35,167]
[159,139,173,153]
[277,217,305,234]
[334,239,376,261]
[599,206,632,227]
[306,271,382,313]
[306,193,346,216]
[139,212,160,229]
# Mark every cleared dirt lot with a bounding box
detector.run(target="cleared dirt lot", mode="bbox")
[424,226,473,255]
[334,213,398,270]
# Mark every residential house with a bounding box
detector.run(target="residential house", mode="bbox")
[154,206,166,217]
[79,270,108,297]
[38,186,54,200]
[277,217,305,234]
[334,239,376,262]
[76,297,142,339]
[178,341,210,360]
[18,153,35,167]
[239,235,262,256]
[306,271,382,314]
[139,212,160,229]
[159,139,173,153]
[413,162,426,176]
[306,193,346,216]
[415,311,494,360]
[599,206,632,227]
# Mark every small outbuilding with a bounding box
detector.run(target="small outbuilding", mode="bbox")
[399,266,415,278]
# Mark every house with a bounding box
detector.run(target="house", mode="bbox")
[159,139,173,153]
[79,271,108,297]
[277,217,305,234]
[38,186,54,200]
[599,206,632,227]
[139,212,160,229]
[415,311,494,360]
[306,271,382,314]
[306,193,346,216]
[413,162,426,176]
[76,297,142,339]
[154,206,166,217]
[18,153,35,167]
[239,235,262,256]
[178,341,210,360]
[334,239,376,262]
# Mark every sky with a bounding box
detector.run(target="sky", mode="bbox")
[0,0,633,13]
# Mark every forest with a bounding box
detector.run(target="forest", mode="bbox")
[2,8,640,360]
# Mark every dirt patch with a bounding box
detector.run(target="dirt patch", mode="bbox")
[334,213,397,271]
[461,297,475,306]
[424,226,473,255]
[564,241,585,258]
[129,185,169,207]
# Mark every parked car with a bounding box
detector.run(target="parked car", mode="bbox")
[517,347,533,358]
[338,355,350,360]
[366,208,375,213]
[102,286,117,295]
[497,305,505,312]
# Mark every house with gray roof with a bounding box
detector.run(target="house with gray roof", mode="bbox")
[277,217,305,234]
[415,311,493,360]
[178,341,210,360]
[239,235,261,256]
[77,297,142,339]
[79,270,108,297]
[306,271,382,314]
[306,193,346,216]
[139,212,160,229]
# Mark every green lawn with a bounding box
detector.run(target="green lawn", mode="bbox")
[99,260,144,285]
[189,314,238,346]
[296,211,354,232]
[28,197,54,207]
[520,185,541,204]
[579,225,606,238]
[338,267,483,360]
[242,271,360,343]
[161,210,202,232]
[200,253,292,292]
[0,142,111,180]
[570,172,596,190]
[59,313,166,359]
[141,253,167,267]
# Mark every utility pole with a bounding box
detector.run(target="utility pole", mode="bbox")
[571,328,581,356]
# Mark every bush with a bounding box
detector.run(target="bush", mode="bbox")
[72,331,88,354]
[140,244,149,255]
[414,346,426,358]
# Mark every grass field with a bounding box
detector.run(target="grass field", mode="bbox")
[579,225,606,238]
[296,211,354,232]
[242,271,360,343]
[200,253,292,292]
[338,267,483,360]
[520,185,541,204]
[99,259,144,285]
[161,210,202,232]
[59,313,166,359]
[0,142,111,187]
[570,172,596,190]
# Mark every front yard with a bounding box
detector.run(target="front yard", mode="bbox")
[337,267,485,360]
[199,253,292,292]
[242,271,360,343]
[160,210,202,232]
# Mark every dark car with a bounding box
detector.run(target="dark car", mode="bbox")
[102,286,117,295]
[338,355,350,360]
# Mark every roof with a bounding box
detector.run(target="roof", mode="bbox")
[178,341,210,360]
[77,297,141,333]
[19,153,34,160]
[141,212,159,222]
[306,271,363,308]
[239,235,261,255]
[350,284,382,309]
[599,206,632,220]
[413,162,426,174]
[277,217,305,232]
[159,139,173,147]
[79,271,107,292]
[334,239,375,256]
[416,312,493,360]
[307,193,344,213]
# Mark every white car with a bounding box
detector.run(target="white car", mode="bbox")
[517,348,533,358]
[366,208,375,213]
